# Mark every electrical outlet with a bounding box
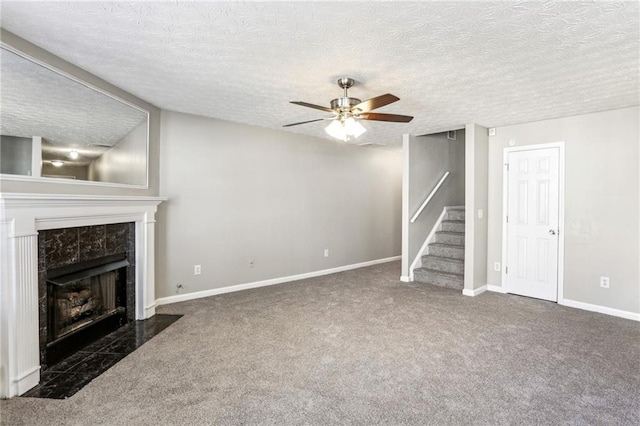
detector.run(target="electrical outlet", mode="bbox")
[324,249,329,258]
[600,276,610,288]
[249,260,255,268]
[494,262,501,272]
[194,264,201,275]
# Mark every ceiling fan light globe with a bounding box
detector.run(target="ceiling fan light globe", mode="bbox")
[344,118,366,138]
[325,119,347,141]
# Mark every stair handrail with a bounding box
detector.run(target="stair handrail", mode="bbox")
[410,171,450,223]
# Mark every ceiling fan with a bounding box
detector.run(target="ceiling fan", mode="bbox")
[283,77,413,141]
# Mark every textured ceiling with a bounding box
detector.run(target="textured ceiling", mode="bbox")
[1,1,638,147]
[0,47,147,161]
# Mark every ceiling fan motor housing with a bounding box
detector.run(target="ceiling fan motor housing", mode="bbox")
[330,97,362,113]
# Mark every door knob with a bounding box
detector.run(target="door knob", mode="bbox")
[549,229,557,235]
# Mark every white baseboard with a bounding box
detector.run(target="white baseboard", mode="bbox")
[559,298,640,322]
[13,366,40,397]
[463,285,487,297]
[156,255,401,306]
[143,303,156,320]
[469,284,638,321]
[400,276,411,282]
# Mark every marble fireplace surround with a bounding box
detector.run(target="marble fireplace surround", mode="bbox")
[0,193,165,398]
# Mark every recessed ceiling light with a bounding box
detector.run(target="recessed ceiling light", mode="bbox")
[51,160,64,167]
[69,150,79,160]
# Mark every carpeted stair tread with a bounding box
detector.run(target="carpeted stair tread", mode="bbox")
[439,220,465,232]
[445,208,466,221]
[413,267,464,290]
[434,230,465,246]
[414,267,463,279]
[421,254,463,264]
[421,254,465,274]
[436,230,465,236]
[429,242,464,249]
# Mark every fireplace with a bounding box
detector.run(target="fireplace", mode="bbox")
[45,254,129,366]
[0,193,164,398]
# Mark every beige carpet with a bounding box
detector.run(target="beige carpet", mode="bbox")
[1,261,639,425]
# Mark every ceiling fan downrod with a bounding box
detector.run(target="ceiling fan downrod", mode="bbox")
[337,77,354,96]
[331,77,361,115]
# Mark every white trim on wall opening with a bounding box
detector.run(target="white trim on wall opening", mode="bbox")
[401,134,411,281]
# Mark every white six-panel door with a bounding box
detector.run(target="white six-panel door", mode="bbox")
[505,147,560,301]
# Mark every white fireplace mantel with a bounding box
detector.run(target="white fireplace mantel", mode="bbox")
[0,193,166,398]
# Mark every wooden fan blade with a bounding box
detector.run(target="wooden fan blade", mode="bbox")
[282,118,325,127]
[290,101,334,113]
[359,112,413,123]
[353,94,399,112]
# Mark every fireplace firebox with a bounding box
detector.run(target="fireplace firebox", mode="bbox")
[45,254,129,364]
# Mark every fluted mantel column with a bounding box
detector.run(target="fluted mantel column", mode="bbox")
[0,221,40,396]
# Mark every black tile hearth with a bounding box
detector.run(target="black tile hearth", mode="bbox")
[28,372,95,399]
[23,314,182,400]
[72,352,128,375]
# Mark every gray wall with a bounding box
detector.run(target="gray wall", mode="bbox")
[157,111,402,299]
[464,124,489,291]
[406,131,465,272]
[486,106,639,314]
[88,121,147,185]
[0,29,160,196]
[0,136,32,175]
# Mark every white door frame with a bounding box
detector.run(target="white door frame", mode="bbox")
[500,141,565,301]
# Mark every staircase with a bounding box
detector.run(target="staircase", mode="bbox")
[413,207,465,290]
